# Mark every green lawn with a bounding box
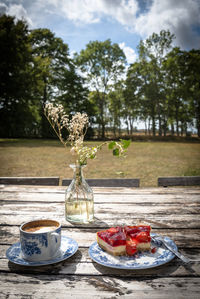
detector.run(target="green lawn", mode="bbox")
[0,138,200,187]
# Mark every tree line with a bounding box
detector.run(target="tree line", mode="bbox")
[0,14,200,139]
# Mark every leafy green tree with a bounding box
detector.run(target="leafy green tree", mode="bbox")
[0,15,38,137]
[107,82,124,137]
[182,49,200,136]
[163,47,185,135]
[75,39,126,139]
[29,28,89,137]
[138,30,175,136]
[164,48,199,136]
[123,63,142,135]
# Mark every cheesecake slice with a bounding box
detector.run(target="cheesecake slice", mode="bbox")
[96,226,126,256]
[97,225,151,256]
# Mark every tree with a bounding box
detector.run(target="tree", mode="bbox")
[0,15,38,137]
[137,30,175,136]
[124,63,142,135]
[182,49,200,136]
[107,83,124,138]
[163,48,186,135]
[75,39,126,139]
[29,28,89,137]
[163,48,200,136]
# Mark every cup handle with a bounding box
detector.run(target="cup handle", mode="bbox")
[51,232,60,244]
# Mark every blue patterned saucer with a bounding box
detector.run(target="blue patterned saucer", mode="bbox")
[89,234,177,269]
[6,236,78,266]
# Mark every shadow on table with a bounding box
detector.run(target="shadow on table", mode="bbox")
[91,258,197,278]
[62,217,110,228]
[7,248,82,275]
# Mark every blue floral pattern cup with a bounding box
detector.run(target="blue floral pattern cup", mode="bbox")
[20,219,61,262]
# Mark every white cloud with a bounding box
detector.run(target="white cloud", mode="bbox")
[45,0,200,49]
[41,0,138,26]
[119,42,137,64]
[134,0,200,49]
[0,3,7,15]
[1,3,33,27]
[1,0,200,50]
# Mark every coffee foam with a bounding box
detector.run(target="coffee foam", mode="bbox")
[23,225,58,233]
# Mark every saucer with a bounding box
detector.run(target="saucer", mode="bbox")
[6,236,78,266]
[89,234,177,269]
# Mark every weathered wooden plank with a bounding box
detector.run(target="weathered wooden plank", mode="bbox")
[1,226,200,248]
[1,243,200,262]
[1,185,200,194]
[0,177,60,186]
[0,258,200,278]
[1,243,200,263]
[0,273,200,299]
[0,213,199,229]
[1,191,200,204]
[62,178,140,187]
[158,176,200,187]
[0,203,200,219]
[1,201,199,215]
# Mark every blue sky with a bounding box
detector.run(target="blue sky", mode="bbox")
[1,0,200,64]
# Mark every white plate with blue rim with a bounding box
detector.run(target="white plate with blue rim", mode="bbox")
[6,236,78,266]
[89,233,177,269]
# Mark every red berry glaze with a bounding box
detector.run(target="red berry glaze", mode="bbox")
[97,225,151,256]
[126,239,139,256]
[151,247,157,254]
[134,231,151,243]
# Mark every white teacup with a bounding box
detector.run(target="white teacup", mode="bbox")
[20,219,61,262]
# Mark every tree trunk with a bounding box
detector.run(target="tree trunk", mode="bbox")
[148,118,151,135]
[158,103,162,136]
[181,123,184,136]
[129,116,133,135]
[171,123,174,135]
[197,101,200,137]
[175,104,179,136]
[152,115,156,136]
[98,124,101,139]
[118,125,121,137]
[144,119,147,135]
[41,78,48,138]
[125,118,129,135]
[101,93,106,139]
[113,120,116,138]
[158,116,162,136]
[163,118,167,136]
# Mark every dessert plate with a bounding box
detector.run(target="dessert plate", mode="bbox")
[89,234,177,269]
[6,236,78,266]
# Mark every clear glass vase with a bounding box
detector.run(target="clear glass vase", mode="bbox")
[65,164,94,224]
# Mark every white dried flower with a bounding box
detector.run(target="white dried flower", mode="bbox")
[44,102,129,166]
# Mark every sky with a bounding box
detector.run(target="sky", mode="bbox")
[0,0,200,64]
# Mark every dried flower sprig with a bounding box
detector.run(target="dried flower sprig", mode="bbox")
[44,103,130,166]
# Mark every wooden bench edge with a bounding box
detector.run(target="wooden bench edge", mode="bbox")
[62,178,140,187]
[158,176,200,187]
[0,177,60,186]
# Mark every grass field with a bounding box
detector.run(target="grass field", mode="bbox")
[0,138,200,187]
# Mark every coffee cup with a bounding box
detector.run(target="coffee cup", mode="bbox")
[20,219,61,262]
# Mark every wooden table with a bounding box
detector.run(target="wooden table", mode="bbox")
[0,185,200,298]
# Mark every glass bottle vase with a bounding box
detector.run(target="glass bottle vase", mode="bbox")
[65,164,94,224]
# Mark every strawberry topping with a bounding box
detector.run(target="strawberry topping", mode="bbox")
[126,239,139,256]
[97,225,151,255]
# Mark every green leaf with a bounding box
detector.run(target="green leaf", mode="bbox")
[113,148,119,156]
[108,141,116,150]
[120,139,131,149]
